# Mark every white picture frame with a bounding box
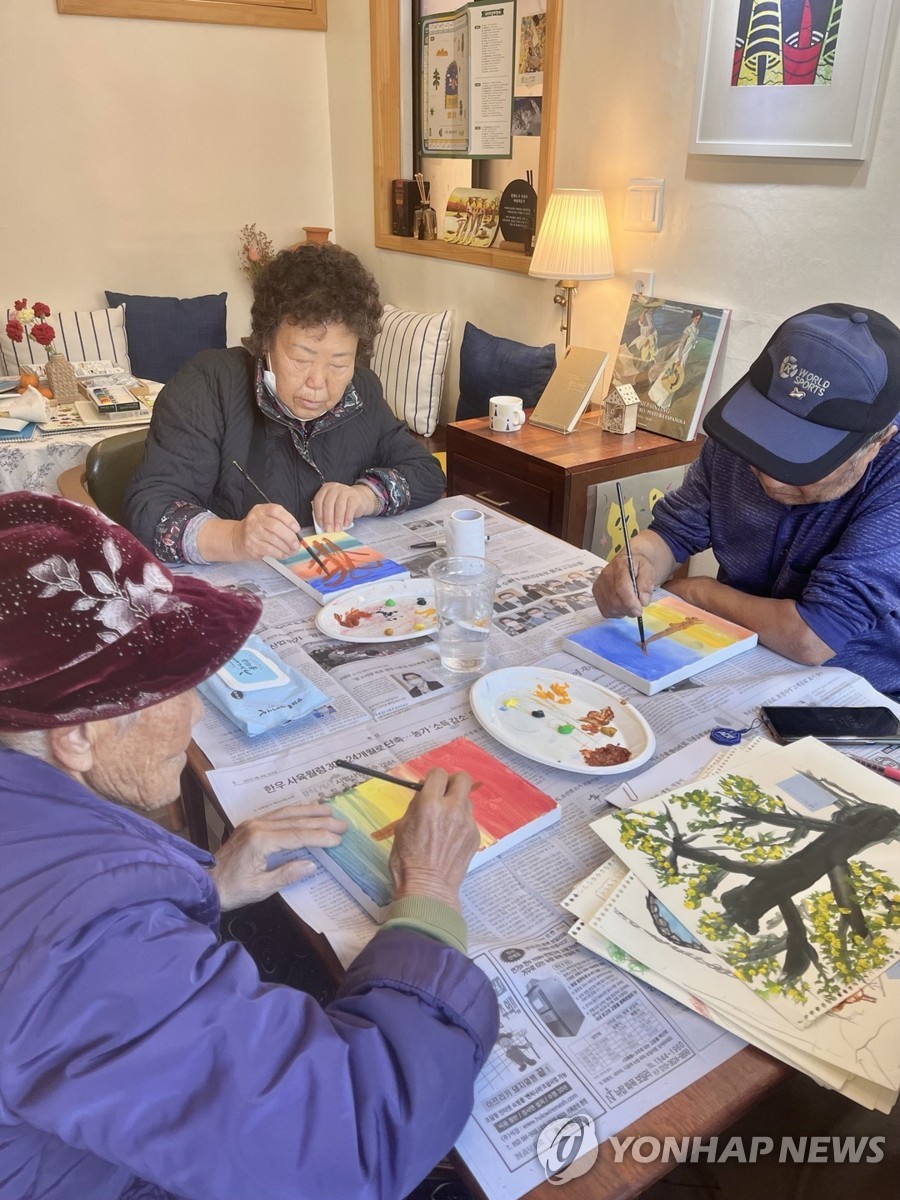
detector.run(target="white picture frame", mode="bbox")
[689,0,894,159]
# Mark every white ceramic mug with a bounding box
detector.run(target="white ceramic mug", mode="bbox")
[445,507,485,558]
[489,395,526,433]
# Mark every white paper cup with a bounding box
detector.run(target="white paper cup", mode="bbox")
[445,507,485,558]
[489,396,526,433]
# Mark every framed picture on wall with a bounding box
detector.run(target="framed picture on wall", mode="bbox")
[689,0,893,159]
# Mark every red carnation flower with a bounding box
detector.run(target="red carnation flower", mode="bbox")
[30,321,56,348]
[33,301,51,319]
[12,299,27,312]
[5,318,23,343]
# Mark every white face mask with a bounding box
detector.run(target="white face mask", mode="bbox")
[262,356,278,399]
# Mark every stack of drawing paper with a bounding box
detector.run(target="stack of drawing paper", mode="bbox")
[315,737,560,921]
[264,530,410,605]
[563,589,757,695]
[563,737,900,1110]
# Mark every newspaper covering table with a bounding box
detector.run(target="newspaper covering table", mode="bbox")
[190,496,899,1200]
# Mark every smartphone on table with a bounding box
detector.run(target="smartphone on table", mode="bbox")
[759,705,900,745]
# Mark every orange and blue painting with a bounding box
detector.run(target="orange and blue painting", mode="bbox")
[732,0,842,87]
[323,738,558,909]
[278,531,407,599]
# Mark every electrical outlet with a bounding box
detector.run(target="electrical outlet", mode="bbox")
[631,270,654,297]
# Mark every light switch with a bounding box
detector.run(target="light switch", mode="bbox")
[624,178,664,232]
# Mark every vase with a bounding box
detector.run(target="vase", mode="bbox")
[302,226,332,244]
[45,353,79,406]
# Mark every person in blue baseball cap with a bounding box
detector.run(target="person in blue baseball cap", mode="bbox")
[593,303,900,696]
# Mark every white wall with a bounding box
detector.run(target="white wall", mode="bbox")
[327,0,900,420]
[0,4,334,346]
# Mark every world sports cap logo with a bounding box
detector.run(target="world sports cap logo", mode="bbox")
[780,356,798,378]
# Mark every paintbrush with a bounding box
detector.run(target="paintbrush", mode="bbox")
[615,481,647,653]
[334,759,423,791]
[231,459,329,573]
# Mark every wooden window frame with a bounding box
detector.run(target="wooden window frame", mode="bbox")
[370,0,562,274]
[56,0,327,32]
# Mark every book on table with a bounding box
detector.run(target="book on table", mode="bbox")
[264,530,410,605]
[315,737,561,921]
[610,293,730,442]
[528,346,610,434]
[563,588,757,695]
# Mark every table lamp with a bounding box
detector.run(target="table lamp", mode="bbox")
[528,189,614,349]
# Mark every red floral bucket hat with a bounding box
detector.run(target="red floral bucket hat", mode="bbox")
[0,492,262,730]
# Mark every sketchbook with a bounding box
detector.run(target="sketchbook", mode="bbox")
[38,400,153,435]
[314,737,560,921]
[610,294,730,442]
[0,420,36,442]
[264,531,410,606]
[596,737,900,1029]
[563,589,757,695]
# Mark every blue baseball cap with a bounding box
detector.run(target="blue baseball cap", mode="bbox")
[704,303,900,485]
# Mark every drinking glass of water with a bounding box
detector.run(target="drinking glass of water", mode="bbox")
[428,556,500,673]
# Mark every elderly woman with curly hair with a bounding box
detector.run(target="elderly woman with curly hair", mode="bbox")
[124,244,446,563]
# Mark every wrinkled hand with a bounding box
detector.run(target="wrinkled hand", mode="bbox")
[312,482,379,533]
[592,553,655,618]
[389,769,480,912]
[230,503,301,561]
[210,803,347,910]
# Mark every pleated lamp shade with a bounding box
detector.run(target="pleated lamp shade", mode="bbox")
[528,189,614,281]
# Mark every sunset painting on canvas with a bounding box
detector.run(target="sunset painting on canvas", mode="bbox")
[321,738,559,913]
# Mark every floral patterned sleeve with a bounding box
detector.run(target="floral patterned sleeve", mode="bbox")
[358,468,412,517]
[154,500,213,564]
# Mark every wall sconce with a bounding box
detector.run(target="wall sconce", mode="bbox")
[528,189,614,350]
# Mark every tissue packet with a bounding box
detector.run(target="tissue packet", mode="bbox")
[198,634,328,737]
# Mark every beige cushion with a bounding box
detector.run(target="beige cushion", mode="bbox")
[371,305,452,436]
[0,306,130,375]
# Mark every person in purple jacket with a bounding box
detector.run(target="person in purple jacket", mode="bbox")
[0,492,498,1200]
[593,304,900,696]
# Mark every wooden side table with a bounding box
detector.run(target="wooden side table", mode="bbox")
[446,412,703,547]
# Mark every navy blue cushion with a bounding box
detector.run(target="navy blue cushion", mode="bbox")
[457,322,556,421]
[105,291,227,383]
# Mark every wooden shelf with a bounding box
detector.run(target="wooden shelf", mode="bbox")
[372,232,533,274]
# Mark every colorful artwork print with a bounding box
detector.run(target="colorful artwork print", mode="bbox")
[581,595,751,683]
[606,749,900,1025]
[322,738,558,910]
[615,297,718,414]
[277,532,405,599]
[732,0,842,87]
[443,188,501,248]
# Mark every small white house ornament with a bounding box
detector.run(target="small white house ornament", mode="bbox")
[602,383,640,435]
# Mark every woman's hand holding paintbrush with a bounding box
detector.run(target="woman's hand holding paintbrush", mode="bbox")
[193,460,303,562]
[333,760,480,911]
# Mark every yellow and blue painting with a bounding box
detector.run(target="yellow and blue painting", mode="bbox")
[570,595,754,686]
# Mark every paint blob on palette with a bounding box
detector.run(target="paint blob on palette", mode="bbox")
[316,581,438,643]
[470,667,655,775]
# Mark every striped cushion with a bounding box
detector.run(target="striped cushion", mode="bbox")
[371,305,452,436]
[0,306,130,375]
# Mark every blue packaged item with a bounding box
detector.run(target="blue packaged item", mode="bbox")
[197,634,329,736]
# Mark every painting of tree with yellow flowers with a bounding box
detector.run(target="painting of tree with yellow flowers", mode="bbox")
[610,772,900,1018]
